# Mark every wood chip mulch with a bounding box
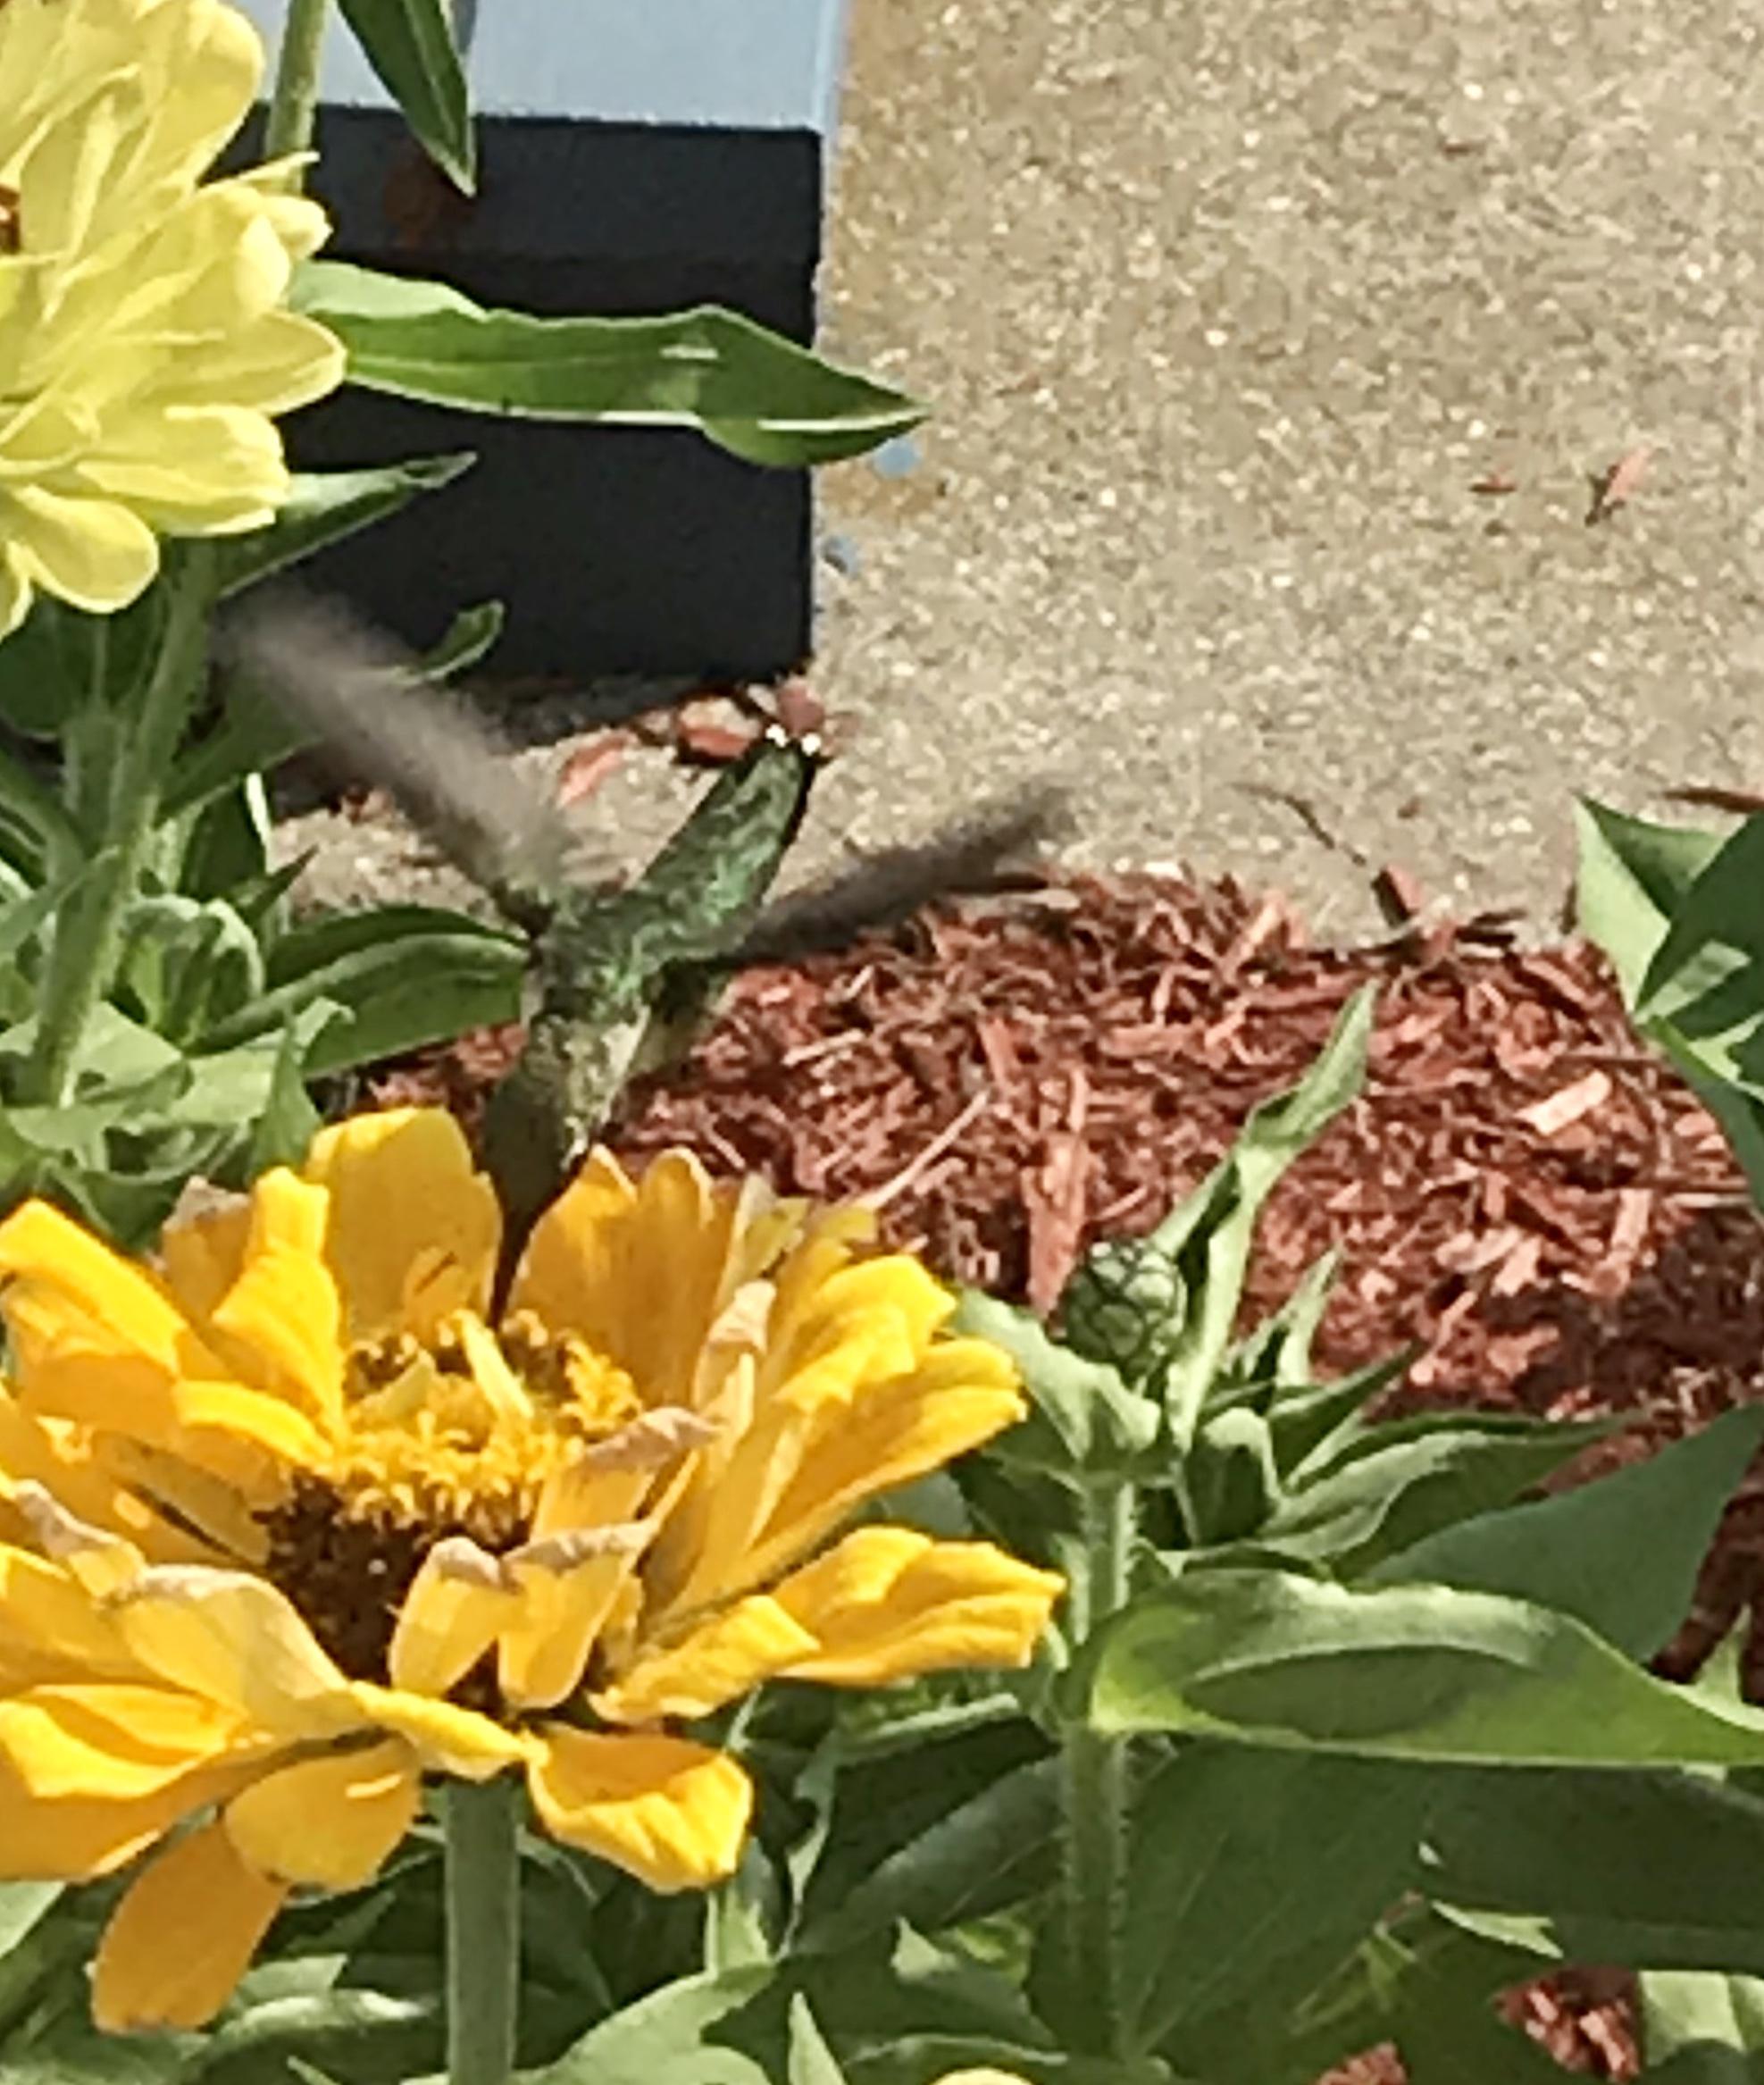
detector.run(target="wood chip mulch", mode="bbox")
[372,867,1764,2082]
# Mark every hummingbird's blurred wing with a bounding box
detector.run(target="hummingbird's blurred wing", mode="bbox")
[219,587,572,929]
[732,786,1070,964]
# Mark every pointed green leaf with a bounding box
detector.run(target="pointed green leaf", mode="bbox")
[1090,1568,1764,1767]
[797,1758,1058,1949]
[1424,1765,1764,1976]
[293,264,925,466]
[338,0,473,190]
[1574,797,1723,1006]
[788,1999,849,2085]
[1120,1746,1434,2054]
[213,455,476,600]
[1155,985,1375,1444]
[203,902,523,1074]
[1248,1412,1609,1578]
[1370,1404,1764,1657]
[1642,1970,1764,2081]
[1640,814,1764,1045]
[950,1290,1158,1476]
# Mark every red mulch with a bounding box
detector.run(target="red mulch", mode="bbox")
[371,868,1764,2081]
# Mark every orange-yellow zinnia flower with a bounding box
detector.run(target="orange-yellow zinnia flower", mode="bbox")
[0,1110,1060,2031]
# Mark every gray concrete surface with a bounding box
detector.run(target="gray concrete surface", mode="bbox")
[805,0,1764,935]
[284,0,1764,943]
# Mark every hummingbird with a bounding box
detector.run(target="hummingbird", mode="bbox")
[223,590,1065,1305]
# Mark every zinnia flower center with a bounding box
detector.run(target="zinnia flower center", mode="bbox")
[256,1307,643,1687]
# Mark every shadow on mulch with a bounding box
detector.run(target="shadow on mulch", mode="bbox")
[372,868,1764,2083]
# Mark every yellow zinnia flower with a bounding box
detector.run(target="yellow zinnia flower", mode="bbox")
[0,0,346,637]
[0,1109,1061,2032]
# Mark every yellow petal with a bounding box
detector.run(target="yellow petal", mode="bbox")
[0,1393,211,1562]
[350,1683,539,1779]
[224,1737,419,1888]
[528,1726,752,1890]
[764,1257,957,1411]
[0,1682,248,1799]
[516,1148,741,1403]
[93,1816,288,2032]
[769,1528,1063,1686]
[206,1168,344,1425]
[733,1343,1027,1598]
[301,1109,498,1338]
[13,1482,146,1598]
[156,1184,251,1323]
[499,1521,656,1712]
[0,549,30,638]
[388,1535,520,1698]
[104,1566,364,1738]
[88,1436,270,1564]
[594,1588,818,1726]
[0,1682,269,1879]
[0,1202,321,1480]
[0,1545,134,1680]
[4,481,159,613]
[0,1197,218,1377]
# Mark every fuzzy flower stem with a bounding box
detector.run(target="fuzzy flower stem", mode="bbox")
[263,0,330,171]
[21,547,215,1109]
[446,1775,523,2085]
[1058,1480,1136,2055]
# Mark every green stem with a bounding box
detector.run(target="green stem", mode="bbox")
[262,0,331,171]
[1058,1482,1135,2056]
[445,1776,523,2085]
[20,549,214,1109]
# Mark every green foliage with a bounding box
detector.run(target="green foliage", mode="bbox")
[1576,796,1764,1203]
[1641,1971,1764,2080]
[337,0,472,190]
[292,264,927,467]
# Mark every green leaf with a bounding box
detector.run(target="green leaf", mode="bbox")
[949,1291,1159,1478]
[1258,1348,1422,1482]
[1369,1404,1764,1657]
[192,1986,443,2085]
[788,1998,849,2085]
[203,903,523,1075]
[292,263,926,467]
[1368,1914,1568,2085]
[0,740,74,874]
[337,0,473,190]
[1152,984,1375,1445]
[1246,1412,1609,1578]
[1183,1407,1282,1545]
[1424,1765,1764,1977]
[1573,800,1764,1206]
[212,455,476,601]
[1119,1746,1435,2056]
[1640,813,1764,1048]
[244,1001,336,1176]
[1216,1248,1340,1395]
[418,601,504,680]
[114,894,265,1047]
[1642,1970,1764,2081]
[1574,797,1724,1006]
[796,1758,1058,1950]
[1089,1567,1764,1767]
[530,1930,1045,2085]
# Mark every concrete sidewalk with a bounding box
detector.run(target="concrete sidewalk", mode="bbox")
[807,0,1764,935]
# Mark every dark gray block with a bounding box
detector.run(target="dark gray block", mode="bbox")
[230,0,847,687]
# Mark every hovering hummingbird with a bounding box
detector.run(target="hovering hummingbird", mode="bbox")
[223,591,1065,1303]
